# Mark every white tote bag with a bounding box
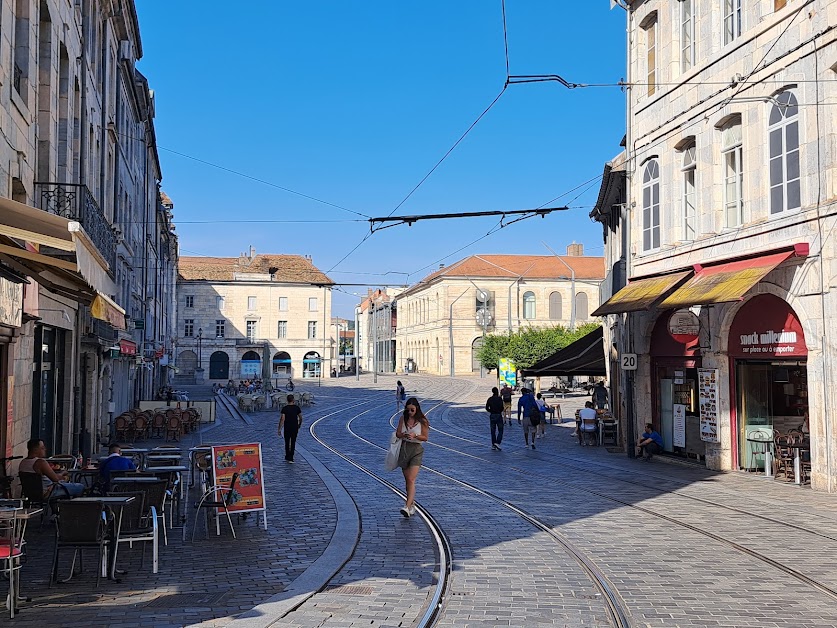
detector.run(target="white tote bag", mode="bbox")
[384,432,402,471]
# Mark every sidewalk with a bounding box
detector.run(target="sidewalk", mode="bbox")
[10,384,348,627]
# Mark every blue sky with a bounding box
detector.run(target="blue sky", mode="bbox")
[135,2,627,317]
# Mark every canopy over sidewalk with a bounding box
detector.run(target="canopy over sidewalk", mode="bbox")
[522,327,606,377]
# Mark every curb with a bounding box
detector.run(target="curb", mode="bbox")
[222,442,360,628]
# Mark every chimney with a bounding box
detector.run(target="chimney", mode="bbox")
[238,251,248,266]
[249,245,256,259]
[566,242,584,257]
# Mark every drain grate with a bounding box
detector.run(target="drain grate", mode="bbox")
[323,585,374,595]
[145,590,230,608]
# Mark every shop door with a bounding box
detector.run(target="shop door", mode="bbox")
[31,326,65,453]
[660,379,674,452]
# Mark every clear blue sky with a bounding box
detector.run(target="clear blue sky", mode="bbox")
[135,2,627,317]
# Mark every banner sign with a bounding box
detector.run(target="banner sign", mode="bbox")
[211,443,267,517]
[672,403,686,447]
[498,358,516,388]
[697,368,720,443]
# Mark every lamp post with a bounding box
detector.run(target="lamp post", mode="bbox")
[469,280,490,379]
[448,287,472,378]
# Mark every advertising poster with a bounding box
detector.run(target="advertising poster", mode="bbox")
[211,443,268,519]
[499,358,517,388]
[697,368,720,443]
[672,403,686,448]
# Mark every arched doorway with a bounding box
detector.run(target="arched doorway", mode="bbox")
[209,351,229,380]
[241,350,261,378]
[471,337,484,372]
[272,351,292,376]
[303,351,321,378]
[177,350,197,376]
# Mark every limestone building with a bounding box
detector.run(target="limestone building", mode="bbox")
[176,248,334,383]
[0,1,175,462]
[394,250,604,376]
[594,1,837,491]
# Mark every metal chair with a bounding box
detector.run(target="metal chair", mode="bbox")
[111,479,169,547]
[107,491,158,574]
[773,433,796,480]
[0,506,26,618]
[580,418,599,446]
[600,420,618,446]
[50,501,109,588]
[192,472,239,541]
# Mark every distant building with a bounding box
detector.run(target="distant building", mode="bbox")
[394,249,605,376]
[176,247,333,382]
[357,288,403,374]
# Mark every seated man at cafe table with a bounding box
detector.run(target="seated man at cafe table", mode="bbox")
[637,423,664,461]
[19,438,86,498]
[99,443,137,487]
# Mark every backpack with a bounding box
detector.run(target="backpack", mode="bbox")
[501,389,512,403]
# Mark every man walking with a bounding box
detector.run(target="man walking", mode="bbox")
[500,383,513,425]
[517,389,540,450]
[279,394,303,463]
[485,387,505,450]
[592,381,609,410]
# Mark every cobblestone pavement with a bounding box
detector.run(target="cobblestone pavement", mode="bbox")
[10,374,837,627]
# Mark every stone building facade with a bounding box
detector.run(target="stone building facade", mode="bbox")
[594,0,837,491]
[0,1,175,463]
[394,251,604,377]
[176,248,334,383]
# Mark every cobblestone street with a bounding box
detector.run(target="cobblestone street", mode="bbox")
[9,374,837,627]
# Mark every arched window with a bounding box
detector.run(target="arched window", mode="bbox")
[642,159,660,250]
[303,351,321,378]
[272,351,291,376]
[177,350,197,375]
[575,293,589,321]
[471,337,484,372]
[548,292,562,320]
[769,91,800,214]
[240,351,261,378]
[681,143,697,240]
[523,291,536,320]
[209,351,229,380]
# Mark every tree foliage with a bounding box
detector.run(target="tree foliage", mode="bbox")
[476,323,601,370]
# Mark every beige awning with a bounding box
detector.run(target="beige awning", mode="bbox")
[0,196,116,301]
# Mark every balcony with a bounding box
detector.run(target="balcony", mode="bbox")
[35,182,117,271]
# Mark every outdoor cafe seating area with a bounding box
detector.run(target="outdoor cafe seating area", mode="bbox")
[234,391,314,412]
[0,437,249,619]
[113,407,202,443]
[747,428,812,486]
[574,408,619,447]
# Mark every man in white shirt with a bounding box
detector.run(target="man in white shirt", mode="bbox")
[577,401,598,445]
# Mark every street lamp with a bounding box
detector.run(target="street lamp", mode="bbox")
[449,288,472,378]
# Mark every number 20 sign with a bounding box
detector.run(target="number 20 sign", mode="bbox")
[621,353,638,370]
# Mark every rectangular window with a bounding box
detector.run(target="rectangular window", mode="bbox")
[184,319,194,337]
[217,296,225,310]
[642,160,661,251]
[248,296,257,311]
[724,0,742,45]
[185,295,194,308]
[279,297,288,311]
[682,145,697,240]
[680,0,695,73]
[215,320,225,338]
[277,320,287,339]
[246,320,257,341]
[645,17,657,96]
[308,321,317,340]
[308,297,317,312]
[722,121,744,227]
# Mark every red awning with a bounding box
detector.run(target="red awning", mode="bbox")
[658,245,808,310]
[119,339,137,355]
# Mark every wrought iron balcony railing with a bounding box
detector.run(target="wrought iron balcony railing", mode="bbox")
[35,182,117,272]
[13,64,23,95]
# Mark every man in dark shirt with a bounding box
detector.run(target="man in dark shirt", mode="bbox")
[500,384,513,425]
[485,387,505,451]
[98,443,136,490]
[279,394,303,463]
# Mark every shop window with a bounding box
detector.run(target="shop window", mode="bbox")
[768,91,800,214]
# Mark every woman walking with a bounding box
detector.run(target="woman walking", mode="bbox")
[395,380,406,411]
[395,397,429,517]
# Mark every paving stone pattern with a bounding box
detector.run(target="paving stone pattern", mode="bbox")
[10,375,837,627]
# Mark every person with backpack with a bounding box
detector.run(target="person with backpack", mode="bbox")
[396,380,406,412]
[517,389,541,450]
[485,387,505,450]
[500,383,513,425]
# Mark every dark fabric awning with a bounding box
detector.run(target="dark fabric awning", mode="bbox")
[522,327,606,377]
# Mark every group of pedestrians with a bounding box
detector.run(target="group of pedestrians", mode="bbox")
[485,386,554,450]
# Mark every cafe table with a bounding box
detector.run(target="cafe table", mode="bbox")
[119,448,149,469]
[68,467,100,490]
[66,496,135,581]
[788,442,811,486]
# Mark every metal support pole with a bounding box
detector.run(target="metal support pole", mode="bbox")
[373,301,378,384]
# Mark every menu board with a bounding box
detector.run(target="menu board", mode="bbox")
[211,443,267,515]
[673,404,686,447]
[697,368,720,443]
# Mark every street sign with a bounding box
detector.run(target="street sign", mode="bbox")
[621,353,638,370]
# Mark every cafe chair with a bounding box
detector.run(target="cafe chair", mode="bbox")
[165,416,182,442]
[600,420,619,447]
[0,506,26,618]
[18,473,71,526]
[192,472,239,542]
[107,491,158,574]
[50,501,109,588]
[580,418,599,446]
[111,479,169,547]
[773,433,796,481]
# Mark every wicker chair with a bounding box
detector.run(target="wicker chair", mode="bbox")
[165,416,182,442]
[773,433,796,480]
[151,413,167,438]
[133,416,150,441]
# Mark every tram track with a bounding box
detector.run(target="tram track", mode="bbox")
[336,400,632,628]
[416,403,837,604]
